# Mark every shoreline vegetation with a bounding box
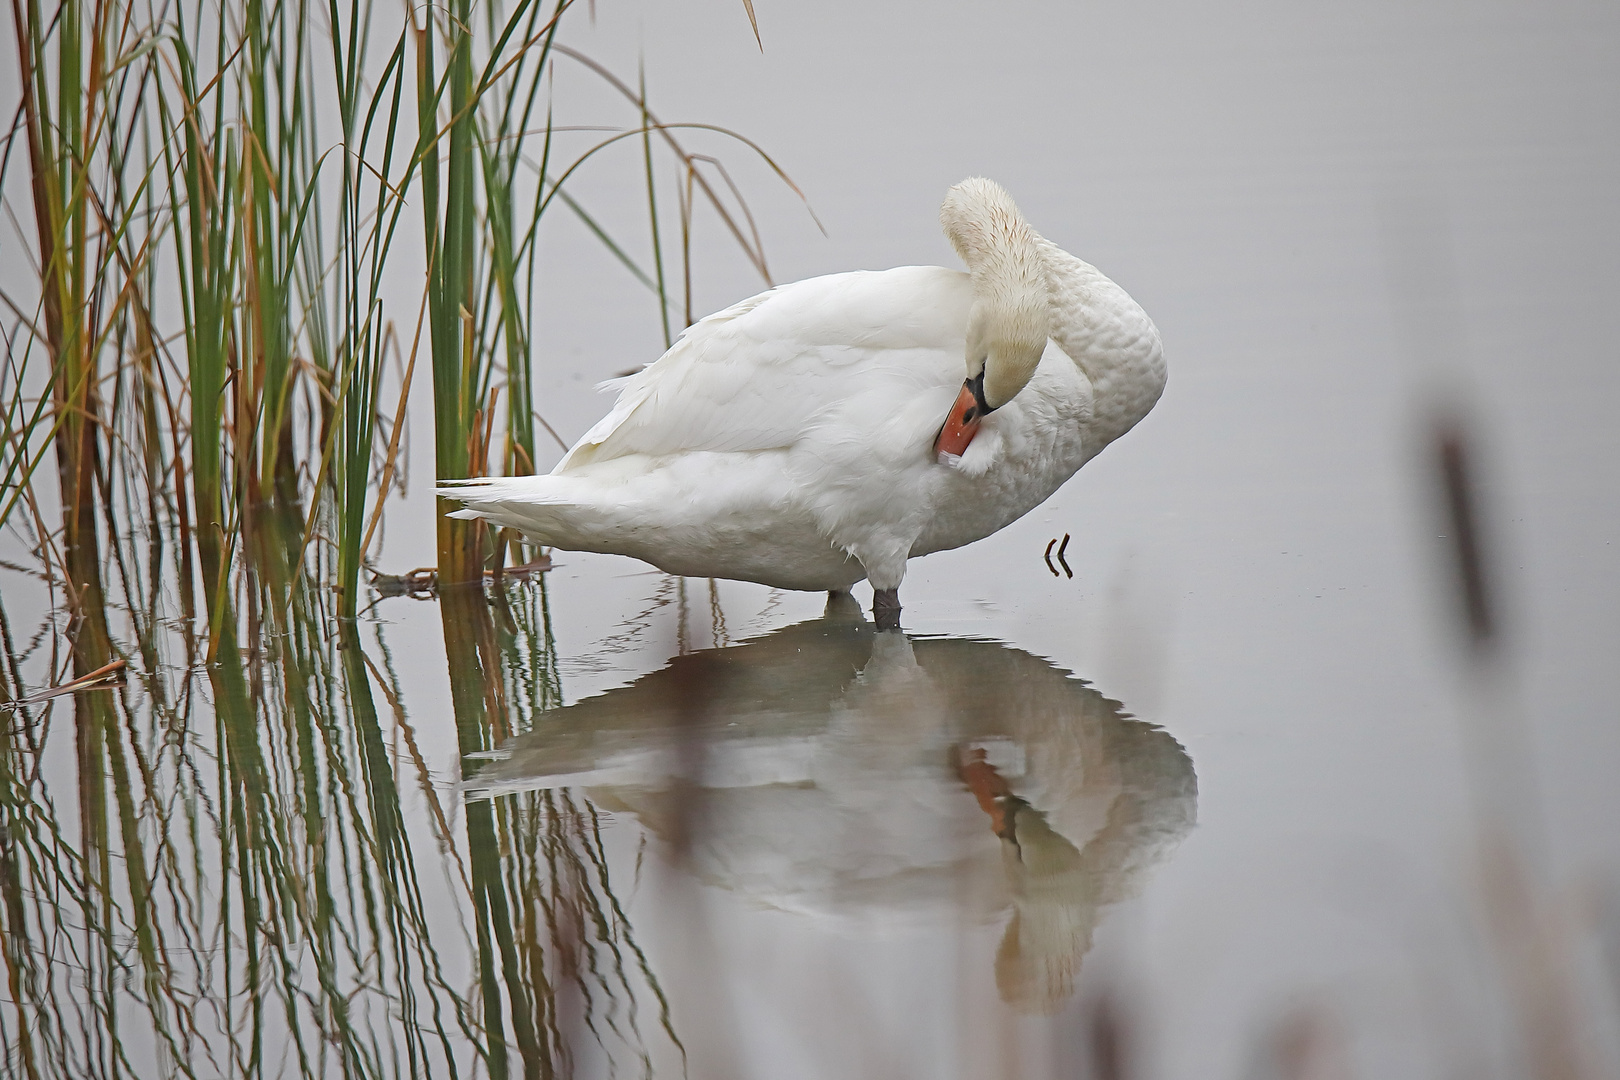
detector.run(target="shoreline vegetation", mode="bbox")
[0,0,781,1071]
[2,0,796,621]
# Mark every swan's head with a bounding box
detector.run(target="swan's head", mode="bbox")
[934,178,1050,459]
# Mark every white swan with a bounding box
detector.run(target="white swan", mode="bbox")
[441,178,1165,627]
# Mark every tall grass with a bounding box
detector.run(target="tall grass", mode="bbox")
[2,0,800,621]
[410,0,807,586]
[0,0,790,1072]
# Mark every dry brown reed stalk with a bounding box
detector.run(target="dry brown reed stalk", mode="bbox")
[0,655,123,709]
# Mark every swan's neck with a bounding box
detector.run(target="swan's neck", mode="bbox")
[941,180,1049,408]
[943,188,1046,299]
[1036,237,1166,458]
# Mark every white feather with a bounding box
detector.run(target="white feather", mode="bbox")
[441,179,1164,597]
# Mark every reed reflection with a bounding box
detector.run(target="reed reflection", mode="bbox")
[469,596,1198,1013]
[0,563,676,1078]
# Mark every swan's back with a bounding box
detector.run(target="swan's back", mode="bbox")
[558,265,972,471]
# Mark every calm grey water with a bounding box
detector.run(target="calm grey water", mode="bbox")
[3,1,1617,1077]
[429,2,1617,1074]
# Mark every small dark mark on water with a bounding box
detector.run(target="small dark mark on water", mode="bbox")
[1044,534,1073,579]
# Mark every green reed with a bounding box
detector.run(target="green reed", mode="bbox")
[5,0,798,621]
[0,0,785,1069]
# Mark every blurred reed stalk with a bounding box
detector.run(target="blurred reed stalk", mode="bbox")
[1430,415,1606,1080]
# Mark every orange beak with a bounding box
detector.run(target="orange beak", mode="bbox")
[933,382,983,459]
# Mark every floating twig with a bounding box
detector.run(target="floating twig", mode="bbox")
[1,658,126,711]
[1044,534,1073,579]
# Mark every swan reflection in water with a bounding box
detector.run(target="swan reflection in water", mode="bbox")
[468,597,1196,1013]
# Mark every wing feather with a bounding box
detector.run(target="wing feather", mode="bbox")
[556,265,972,472]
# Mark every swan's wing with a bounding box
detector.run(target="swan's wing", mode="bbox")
[556,265,971,470]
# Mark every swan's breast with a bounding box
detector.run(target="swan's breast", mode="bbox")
[911,345,1093,557]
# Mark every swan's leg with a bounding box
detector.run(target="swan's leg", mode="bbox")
[872,588,902,630]
[848,536,909,630]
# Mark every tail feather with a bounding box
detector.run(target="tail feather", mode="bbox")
[437,475,573,504]
[436,475,590,546]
